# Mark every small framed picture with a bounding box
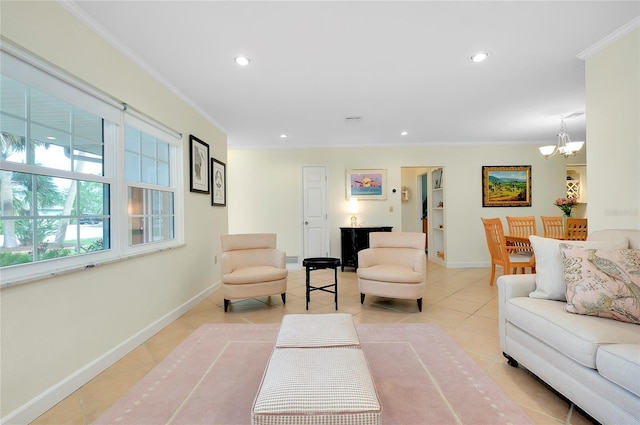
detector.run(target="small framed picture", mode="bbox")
[211,158,226,206]
[346,169,387,200]
[189,135,209,193]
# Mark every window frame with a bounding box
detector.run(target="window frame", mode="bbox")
[0,45,184,287]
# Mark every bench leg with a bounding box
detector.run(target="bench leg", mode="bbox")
[224,299,230,312]
[281,293,286,304]
[360,293,365,304]
[417,298,423,312]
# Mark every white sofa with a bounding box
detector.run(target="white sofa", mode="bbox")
[498,229,640,425]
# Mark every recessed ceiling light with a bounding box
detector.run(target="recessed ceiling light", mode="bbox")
[234,56,250,66]
[46,136,56,140]
[471,51,490,63]
[280,134,287,139]
[400,131,408,136]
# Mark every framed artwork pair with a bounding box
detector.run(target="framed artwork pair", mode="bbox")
[189,135,226,206]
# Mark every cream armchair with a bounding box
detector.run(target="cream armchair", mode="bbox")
[357,232,426,311]
[220,233,288,312]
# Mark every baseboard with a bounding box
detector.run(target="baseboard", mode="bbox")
[1,281,221,425]
[444,261,490,268]
[427,259,490,268]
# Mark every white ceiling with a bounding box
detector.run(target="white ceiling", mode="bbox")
[64,1,639,149]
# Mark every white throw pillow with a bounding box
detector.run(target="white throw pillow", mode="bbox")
[528,235,628,301]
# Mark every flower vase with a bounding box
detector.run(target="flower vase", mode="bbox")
[562,212,571,228]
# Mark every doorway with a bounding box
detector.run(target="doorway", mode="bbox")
[302,166,329,259]
[400,166,432,250]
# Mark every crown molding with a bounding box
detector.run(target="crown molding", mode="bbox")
[55,1,228,135]
[577,16,640,60]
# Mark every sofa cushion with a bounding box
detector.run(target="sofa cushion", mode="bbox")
[528,236,628,301]
[597,344,640,397]
[252,348,381,424]
[356,264,423,283]
[223,266,288,285]
[276,314,360,348]
[560,245,640,324]
[589,229,640,250]
[505,297,640,368]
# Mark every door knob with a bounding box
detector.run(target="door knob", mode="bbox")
[305,221,309,225]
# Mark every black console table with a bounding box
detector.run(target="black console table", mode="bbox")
[340,226,392,271]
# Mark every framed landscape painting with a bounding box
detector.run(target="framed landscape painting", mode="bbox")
[482,165,531,207]
[346,169,387,200]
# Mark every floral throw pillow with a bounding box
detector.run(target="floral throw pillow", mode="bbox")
[560,244,640,324]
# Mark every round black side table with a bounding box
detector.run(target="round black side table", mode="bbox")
[302,257,341,310]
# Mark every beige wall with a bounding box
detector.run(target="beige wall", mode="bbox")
[1,1,637,423]
[586,28,640,230]
[0,2,226,420]
[228,144,568,267]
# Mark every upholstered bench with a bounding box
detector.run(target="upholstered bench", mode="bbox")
[252,347,382,424]
[275,313,360,348]
[252,314,382,424]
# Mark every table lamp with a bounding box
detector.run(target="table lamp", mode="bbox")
[348,198,359,227]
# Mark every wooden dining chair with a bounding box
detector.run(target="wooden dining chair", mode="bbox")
[564,218,588,241]
[541,216,564,239]
[506,216,537,238]
[481,218,536,286]
[505,216,536,256]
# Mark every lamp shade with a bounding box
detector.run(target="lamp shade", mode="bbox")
[566,141,585,153]
[538,145,556,157]
[348,198,359,214]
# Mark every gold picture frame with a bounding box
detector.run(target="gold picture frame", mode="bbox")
[482,165,531,207]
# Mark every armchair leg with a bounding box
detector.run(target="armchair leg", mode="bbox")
[360,293,365,304]
[281,293,286,304]
[417,298,423,312]
[224,299,230,312]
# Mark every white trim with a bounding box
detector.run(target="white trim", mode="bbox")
[0,281,221,425]
[442,261,491,269]
[577,17,640,60]
[123,104,182,142]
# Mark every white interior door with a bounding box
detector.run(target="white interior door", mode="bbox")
[302,166,328,259]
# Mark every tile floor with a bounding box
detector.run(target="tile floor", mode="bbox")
[33,262,596,425]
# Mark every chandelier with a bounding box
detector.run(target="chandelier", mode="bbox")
[539,118,585,158]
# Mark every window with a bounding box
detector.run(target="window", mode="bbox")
[0,47,183,285]
[124,123,175,246]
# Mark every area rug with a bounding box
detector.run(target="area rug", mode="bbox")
[94,323,533,425]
